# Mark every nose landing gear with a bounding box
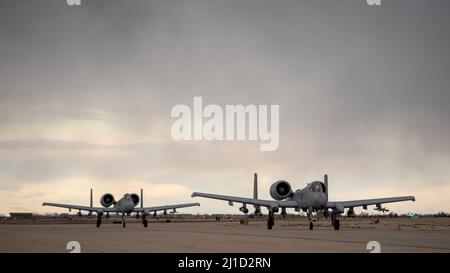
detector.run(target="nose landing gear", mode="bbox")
[307,207,314,230]
[96,212,103,228]
[121,213,126,228]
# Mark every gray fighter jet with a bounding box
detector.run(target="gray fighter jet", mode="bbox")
[43,189,199,228]
[192,174,415,230]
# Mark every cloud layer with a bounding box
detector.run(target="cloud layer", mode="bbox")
[0,0,449,214]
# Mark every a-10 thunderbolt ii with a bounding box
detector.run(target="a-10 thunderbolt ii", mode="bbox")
[192,174,415,230]
[43,189,199,228]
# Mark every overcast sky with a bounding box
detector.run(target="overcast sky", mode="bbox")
[0,0,449,215]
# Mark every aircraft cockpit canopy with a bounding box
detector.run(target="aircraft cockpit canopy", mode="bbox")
[309,181,325,193]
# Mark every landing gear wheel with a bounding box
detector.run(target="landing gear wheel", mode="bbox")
[267,211,275,230]
[334,219,340,230]
[143,219,148,228]
[122,221,126,228]
[96,220,101,228]
[309,221,313,230]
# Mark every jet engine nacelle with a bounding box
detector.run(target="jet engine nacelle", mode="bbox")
[130,193,140,207]
[270,180,293,200]
[100,193,115,207]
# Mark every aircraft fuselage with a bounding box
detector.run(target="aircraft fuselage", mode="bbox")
[287,181,328,210]
[291,188,327,209]
[113,194,136,214]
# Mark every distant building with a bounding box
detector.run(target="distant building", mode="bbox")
[9,212,33,220]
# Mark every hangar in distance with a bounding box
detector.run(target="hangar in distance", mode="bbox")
[43,189,200,228]
[192,174,415,230]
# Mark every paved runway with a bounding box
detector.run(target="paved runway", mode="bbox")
[1,218,449,252]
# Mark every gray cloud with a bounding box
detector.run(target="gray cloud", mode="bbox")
[0,0,449,213]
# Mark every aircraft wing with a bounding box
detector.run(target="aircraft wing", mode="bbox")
[191,192,298,208]
[43,202,200,213]
[42,202,118,212]
[134,202,200,213]
[327,196,415,209]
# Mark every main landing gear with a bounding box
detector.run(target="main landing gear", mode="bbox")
[142,214,148,228]
[307,209,340,231]
[331,212,340,230]
[265,208,341,231]
[96,212,103,228]
[267,210,275,230]
[96,212,148,228]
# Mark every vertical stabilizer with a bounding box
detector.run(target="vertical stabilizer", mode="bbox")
[140,188,143,208]
[88,188,93,216]
[324,174,329,200]
[253,173,262,216]
[253,173,258,199]
[90,188,93,207]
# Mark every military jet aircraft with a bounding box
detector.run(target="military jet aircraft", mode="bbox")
[43,189,200,228]
[192,174,415,230]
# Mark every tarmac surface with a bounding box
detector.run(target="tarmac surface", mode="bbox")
[1,218,449,252]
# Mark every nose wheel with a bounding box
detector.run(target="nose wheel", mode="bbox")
[121,213,126,228]
[307,208,314,230]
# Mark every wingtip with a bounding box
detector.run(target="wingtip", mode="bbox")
[191,192,197,198]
